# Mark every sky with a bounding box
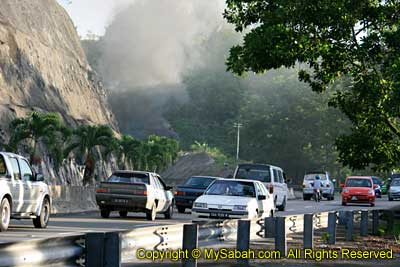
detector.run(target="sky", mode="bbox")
[57,0,134,37]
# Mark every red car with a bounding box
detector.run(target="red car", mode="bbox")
[341,176,376,206]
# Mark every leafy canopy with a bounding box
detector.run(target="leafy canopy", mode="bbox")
[224,0,400,171]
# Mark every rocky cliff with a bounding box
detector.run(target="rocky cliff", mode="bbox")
[0,0,119,184]
[0,0,117,135]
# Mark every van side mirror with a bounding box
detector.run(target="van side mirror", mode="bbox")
[268,185,274,194]
[35,173,44,182]
[165,186,173,191]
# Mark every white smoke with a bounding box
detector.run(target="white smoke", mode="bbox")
[99,0,226,89]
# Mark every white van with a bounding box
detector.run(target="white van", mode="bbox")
[232,163,288,211]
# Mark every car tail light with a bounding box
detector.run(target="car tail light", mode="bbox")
[174,191,185,196]
[136,190,147,196]
[96,188,108,193]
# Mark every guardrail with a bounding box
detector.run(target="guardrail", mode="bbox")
[0,209,397,267]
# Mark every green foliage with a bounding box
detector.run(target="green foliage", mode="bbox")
[190,141,229,165]
[8,112,64,165]
[321,232,329,244]
[224,0,400,171]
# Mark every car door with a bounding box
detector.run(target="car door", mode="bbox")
[8,157,23,213]
[158,176,173,211]
[259,182,273,215]
[272,168,281,204]
[154,176,167,212]
[254,182,265,216]
[19,158,40,213]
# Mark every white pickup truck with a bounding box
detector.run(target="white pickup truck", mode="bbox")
[0,152,51,232]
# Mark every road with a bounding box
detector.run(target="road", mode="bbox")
[0,195,398,243]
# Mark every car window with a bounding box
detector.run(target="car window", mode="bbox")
[9,158,21,180]
[304,173,327,180]
[346,178,372,187]
[273,169,279,182]
[391,179,400,186]
[205,180,256,197]
[254,182,263,196]
[184,177,215,188]
[156,176,167,190]
[0,155,7,176]
[278,170,283,183]
[19,159,33,182]
[153,176,162,189]
[107,172,149,184]
[372,177,381,185]
[235,166,271,183]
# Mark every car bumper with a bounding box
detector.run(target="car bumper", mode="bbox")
[342,195,375,203]
[192,208,248,219]
[389,192,400,199]
[303,188,333,195]
[96,193,147,211]
[175,196,197,208]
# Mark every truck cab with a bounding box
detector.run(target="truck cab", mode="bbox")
[0,152,51,232]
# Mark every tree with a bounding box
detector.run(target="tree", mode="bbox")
[8,112,63,164]
[224,1,400,171]
[64,125,115,185]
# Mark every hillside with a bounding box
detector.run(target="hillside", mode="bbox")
[0,0,117,141]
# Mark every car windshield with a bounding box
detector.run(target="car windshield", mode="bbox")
[205,180,256,197]
[184,177,215,188]
[372,177,381,185]
[235,168,271,183]
[304,174,327,180]
[391,179,400,186]
[108,172,149,184]
[346,178,372,187]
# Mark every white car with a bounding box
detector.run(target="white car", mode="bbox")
[192,178,275,219]
[388,179,400,201]
[232,163,288,211]
[0,152,51,232]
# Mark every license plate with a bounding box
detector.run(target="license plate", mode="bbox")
[351,196,357,200]
[114,198,129,204]
[210,213,229,218]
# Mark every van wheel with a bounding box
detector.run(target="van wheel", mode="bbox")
[0,198,11,232]
[33,198,50,228]
[146,203,157,221]
[277,197,286,211]
[100,209,110,218]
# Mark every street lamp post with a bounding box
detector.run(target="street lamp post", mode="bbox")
[234,122,242,160]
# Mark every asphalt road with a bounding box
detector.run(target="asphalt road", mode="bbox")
[0,194,398,243]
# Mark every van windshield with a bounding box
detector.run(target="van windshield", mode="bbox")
[236,168,271,183]
[304,174,327,180]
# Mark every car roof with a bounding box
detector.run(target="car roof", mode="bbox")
[237,163,282,170]
[189,176,221,179]
[0,152,27,159]
[215,178,261,184]
[113,170,158,176]
[346,176,372,179]
[305,171,328,175]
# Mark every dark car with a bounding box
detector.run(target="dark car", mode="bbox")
[372,176,383,198]
[174,176,218,213]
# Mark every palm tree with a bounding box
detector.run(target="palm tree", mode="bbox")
[64,125,115,185]
[8,112,63,164]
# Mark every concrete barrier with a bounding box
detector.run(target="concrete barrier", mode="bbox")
[49,186,97,214]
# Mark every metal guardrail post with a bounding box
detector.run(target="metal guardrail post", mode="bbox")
[104,232,121,267]
[327,212,336,244]
[264,216,276,238]
[237,220,251,265]
[303,214,313,249]
[345,211,354,241]
[86,232,105,267]
[182,224,199,267]
[275,217,287,256]
[372,210,379,236]
[360,210,368,236]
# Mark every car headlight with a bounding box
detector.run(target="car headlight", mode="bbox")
[343,189,349,193]
[194,202,207,208]
[368,189,374,194]
[233,205,247,211]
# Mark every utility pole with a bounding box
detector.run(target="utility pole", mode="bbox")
[234,122,242,161]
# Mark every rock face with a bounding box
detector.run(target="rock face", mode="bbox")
[0,0,117,133]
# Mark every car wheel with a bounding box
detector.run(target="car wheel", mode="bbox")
[341,201,346,206]
[33,198,50,228]
[119,211,128,218]
[100,209,111,218]
[277,197,286,211]
[146,203,157,221]
[0,198,11,232]
[177,206,186,213]
[164,204,174,219]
